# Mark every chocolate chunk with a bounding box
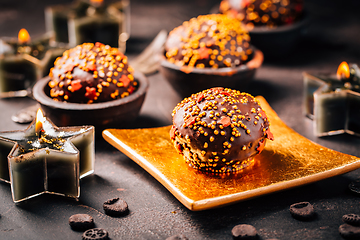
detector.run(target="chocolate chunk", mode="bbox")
[103,197,129,217]
[349,178,360,195]
[166,234,189,240]
[69,214,94,231]
[343,214,360,226]
[82,228,109,240]
[339,224,360,239]
[231,224,257,239]
[289,202,315,220]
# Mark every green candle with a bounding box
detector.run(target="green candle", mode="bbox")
[45,0,130,52]
[0,109,95,203]
[304,62,360,137]
[0,29,68,97]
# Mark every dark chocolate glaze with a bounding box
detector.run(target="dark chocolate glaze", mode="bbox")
[48,42,138,103]
[219,0,304,28]
[164,14,253,69]
[170,87,273,174]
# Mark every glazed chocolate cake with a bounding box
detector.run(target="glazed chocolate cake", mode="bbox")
[48,42,138,103]
[170,87,273,174]
[219,0,303,29]
[164,14,253,69]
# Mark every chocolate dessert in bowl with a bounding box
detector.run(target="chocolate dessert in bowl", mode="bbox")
[159,14,263,98]
[218,0,308,57]
[32,42,148,130]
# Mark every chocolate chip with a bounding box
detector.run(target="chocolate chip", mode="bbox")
[69,214,94,231]
[339,224,360,239]
[231,224,257,239]
[289,202,315,220]
[82,228,109,240]
[349,179,360,195]
[166,234,189,240]
[343,214,360,226]
[103,197,129,217]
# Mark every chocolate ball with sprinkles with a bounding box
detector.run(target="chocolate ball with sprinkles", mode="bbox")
[219,0,304,30]
[164,14,253,70]
[48,42,138,103]
[170,87,274,174]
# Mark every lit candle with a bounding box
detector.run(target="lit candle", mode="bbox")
[0,29,68,97]
[0,109,95,203]
[303,62,360,137]
[45,0,130,52]
[35,108,44,135]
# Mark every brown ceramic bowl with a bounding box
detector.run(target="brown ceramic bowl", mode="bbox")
[209,4,310,58]
[159,46,263,98]
[249,12,310,58]
[32,71,148,130]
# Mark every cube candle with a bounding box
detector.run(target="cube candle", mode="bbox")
[45,0,130,52]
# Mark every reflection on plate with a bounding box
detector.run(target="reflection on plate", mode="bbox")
[102,96,360,211]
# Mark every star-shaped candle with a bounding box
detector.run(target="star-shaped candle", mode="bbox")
[0,29,68,97]
[0,109,94,203]
[303,62,360,137]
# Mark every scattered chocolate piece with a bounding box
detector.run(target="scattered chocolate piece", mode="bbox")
[69,214,94,231]
[289,202,315,220]
[231,224,257,239]
[349,178,360,195]
[82,228,109,240]
[339,223,360,239]
[343,214,360,226]
[103,197,129,217]
[166,234,189,240]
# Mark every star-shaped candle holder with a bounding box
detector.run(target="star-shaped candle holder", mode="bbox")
[0,29,68,98]
[303,62,360,137]
[0,109,94,203]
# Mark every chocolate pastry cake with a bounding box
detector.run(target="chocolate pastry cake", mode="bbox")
[170,87,273,174]
[48,42,138,103]
[219,0,303,29]
[164,14,253,69]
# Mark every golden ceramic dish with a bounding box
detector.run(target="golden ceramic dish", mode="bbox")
[102,96,360,211]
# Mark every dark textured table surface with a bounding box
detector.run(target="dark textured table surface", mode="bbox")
[1,0,360,239]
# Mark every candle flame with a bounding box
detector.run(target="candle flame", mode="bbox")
[90,0,103,4]
[18,28,31,44]
[337,61,350,80]
[35,109,45,134]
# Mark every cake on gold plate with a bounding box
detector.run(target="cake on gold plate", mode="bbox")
[170,87,273,174]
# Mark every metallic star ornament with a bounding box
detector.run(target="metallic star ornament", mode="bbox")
[0,109,95,203]
[303,62,360,137]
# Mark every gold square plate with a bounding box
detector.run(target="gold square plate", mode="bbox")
[102,96,360,211]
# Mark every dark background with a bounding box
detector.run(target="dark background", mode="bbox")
[0,0,360,239]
